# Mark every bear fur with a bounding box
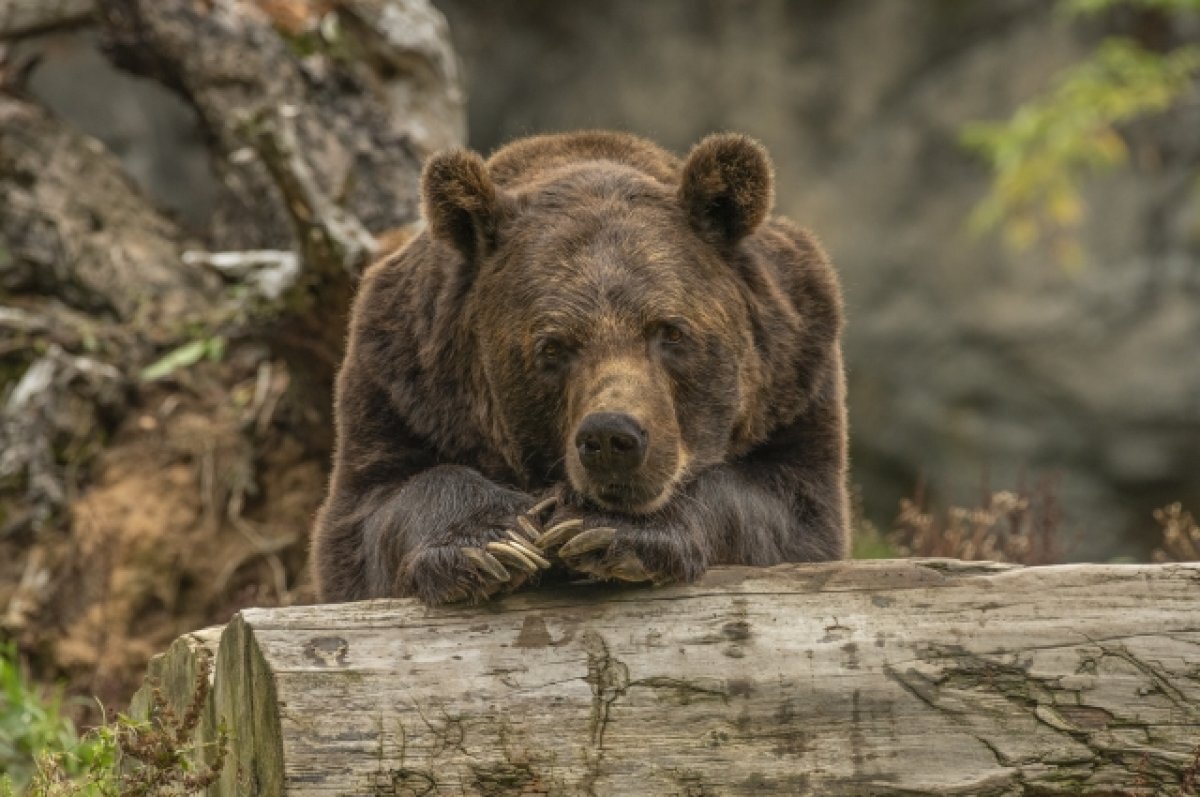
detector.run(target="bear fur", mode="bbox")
[312,130,849,605]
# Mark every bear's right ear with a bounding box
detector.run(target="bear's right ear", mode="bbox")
[422,150,506,261]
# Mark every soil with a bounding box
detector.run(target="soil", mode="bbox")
[1,344,325,722]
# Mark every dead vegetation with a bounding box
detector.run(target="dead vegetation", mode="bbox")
[887,473,1072,565]
[1152,502,1200,564]
[882,472,1198,568]
[21,654,230,796]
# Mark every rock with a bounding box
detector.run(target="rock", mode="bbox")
[433,0,1200,559]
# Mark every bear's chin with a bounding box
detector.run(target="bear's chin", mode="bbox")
[573,467,689,515]
[567,446,691,516]
[588,484,674,516]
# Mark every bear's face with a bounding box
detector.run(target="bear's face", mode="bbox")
[476,192,754,513]
[423,135,774,514]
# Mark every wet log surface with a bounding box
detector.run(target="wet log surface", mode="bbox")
[135,559,1200,796]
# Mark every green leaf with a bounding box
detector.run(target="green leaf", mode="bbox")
[139,336,227,382]
[961,33,1200,264]
[1063,0,1200,15]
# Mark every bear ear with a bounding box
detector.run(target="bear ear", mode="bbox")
[422,149,506,261]
[678,133,774,246]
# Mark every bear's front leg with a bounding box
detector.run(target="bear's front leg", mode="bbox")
[322,465,558,604]
[537,503,709,585]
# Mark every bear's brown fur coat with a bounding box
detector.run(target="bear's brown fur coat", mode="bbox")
[312,131,848,604]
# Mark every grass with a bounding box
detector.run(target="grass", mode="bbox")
[0,644,111,795]
[0,645,226,796]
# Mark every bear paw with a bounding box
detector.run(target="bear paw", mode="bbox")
[401,496,560,604]
[539,519,705,585]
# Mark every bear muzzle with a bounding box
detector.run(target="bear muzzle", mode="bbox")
[575,412,648,477]
[566,413,682,514]
[564,356,685,514]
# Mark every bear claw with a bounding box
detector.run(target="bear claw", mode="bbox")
[557,526,617,558]
[461,547,510,583]
[526,495,559,517]
[504,530,552,568]
[604,553,652,583]
[514,515,542,542]
[486,541,543,573]
[536,518,585,550]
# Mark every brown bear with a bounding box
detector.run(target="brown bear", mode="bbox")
[312,130,848,605]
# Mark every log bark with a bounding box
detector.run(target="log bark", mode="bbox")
[132,560,1200,796]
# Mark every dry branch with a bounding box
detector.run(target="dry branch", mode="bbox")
[134,560,1200,796]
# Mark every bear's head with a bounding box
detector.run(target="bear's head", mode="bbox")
[422,134,778,514]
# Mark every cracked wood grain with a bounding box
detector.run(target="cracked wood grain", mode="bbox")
[132,560,1200,795]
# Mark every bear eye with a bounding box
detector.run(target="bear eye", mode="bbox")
[658,322,686,345]
[536,338,569,369]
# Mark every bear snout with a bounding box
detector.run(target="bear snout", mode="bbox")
[564,355,685,514]
[575,412,649,478]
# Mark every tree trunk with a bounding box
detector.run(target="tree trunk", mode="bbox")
[133,560,1200,796]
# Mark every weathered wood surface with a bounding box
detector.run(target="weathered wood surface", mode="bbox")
[134,560,1200,795]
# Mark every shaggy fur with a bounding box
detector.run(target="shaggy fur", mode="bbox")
[312,130,849,604]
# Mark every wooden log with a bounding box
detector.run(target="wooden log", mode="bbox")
[128,626,224,774]
[133,560,1200,795]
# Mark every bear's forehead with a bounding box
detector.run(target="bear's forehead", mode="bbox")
[512,244,740,340]
[489,165,741,327]
[511,194,701,270]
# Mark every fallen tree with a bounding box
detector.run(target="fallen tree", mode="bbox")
[134,559,1200,795]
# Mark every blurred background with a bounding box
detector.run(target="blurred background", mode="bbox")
[0,0,1198,788]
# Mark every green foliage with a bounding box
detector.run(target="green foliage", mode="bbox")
[0,644,112,795]
[0,645,226,796]
[963,7,1200,265]
[850,487,897,559]
[138,336,226,383]
[1063,0,1200,13]
[851,522,896,559]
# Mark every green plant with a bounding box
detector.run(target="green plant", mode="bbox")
[850,486,897,559]
[962,0,1200,266]
[138,336,227,383]
[0,644,109,794]
[0,645,227,796]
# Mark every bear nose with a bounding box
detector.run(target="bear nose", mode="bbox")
[575,412,648,476]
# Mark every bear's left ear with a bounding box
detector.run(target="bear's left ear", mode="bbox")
[422,149,508,262]
[679,133,774,246]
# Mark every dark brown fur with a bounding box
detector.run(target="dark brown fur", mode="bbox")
[312,130,849,604]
